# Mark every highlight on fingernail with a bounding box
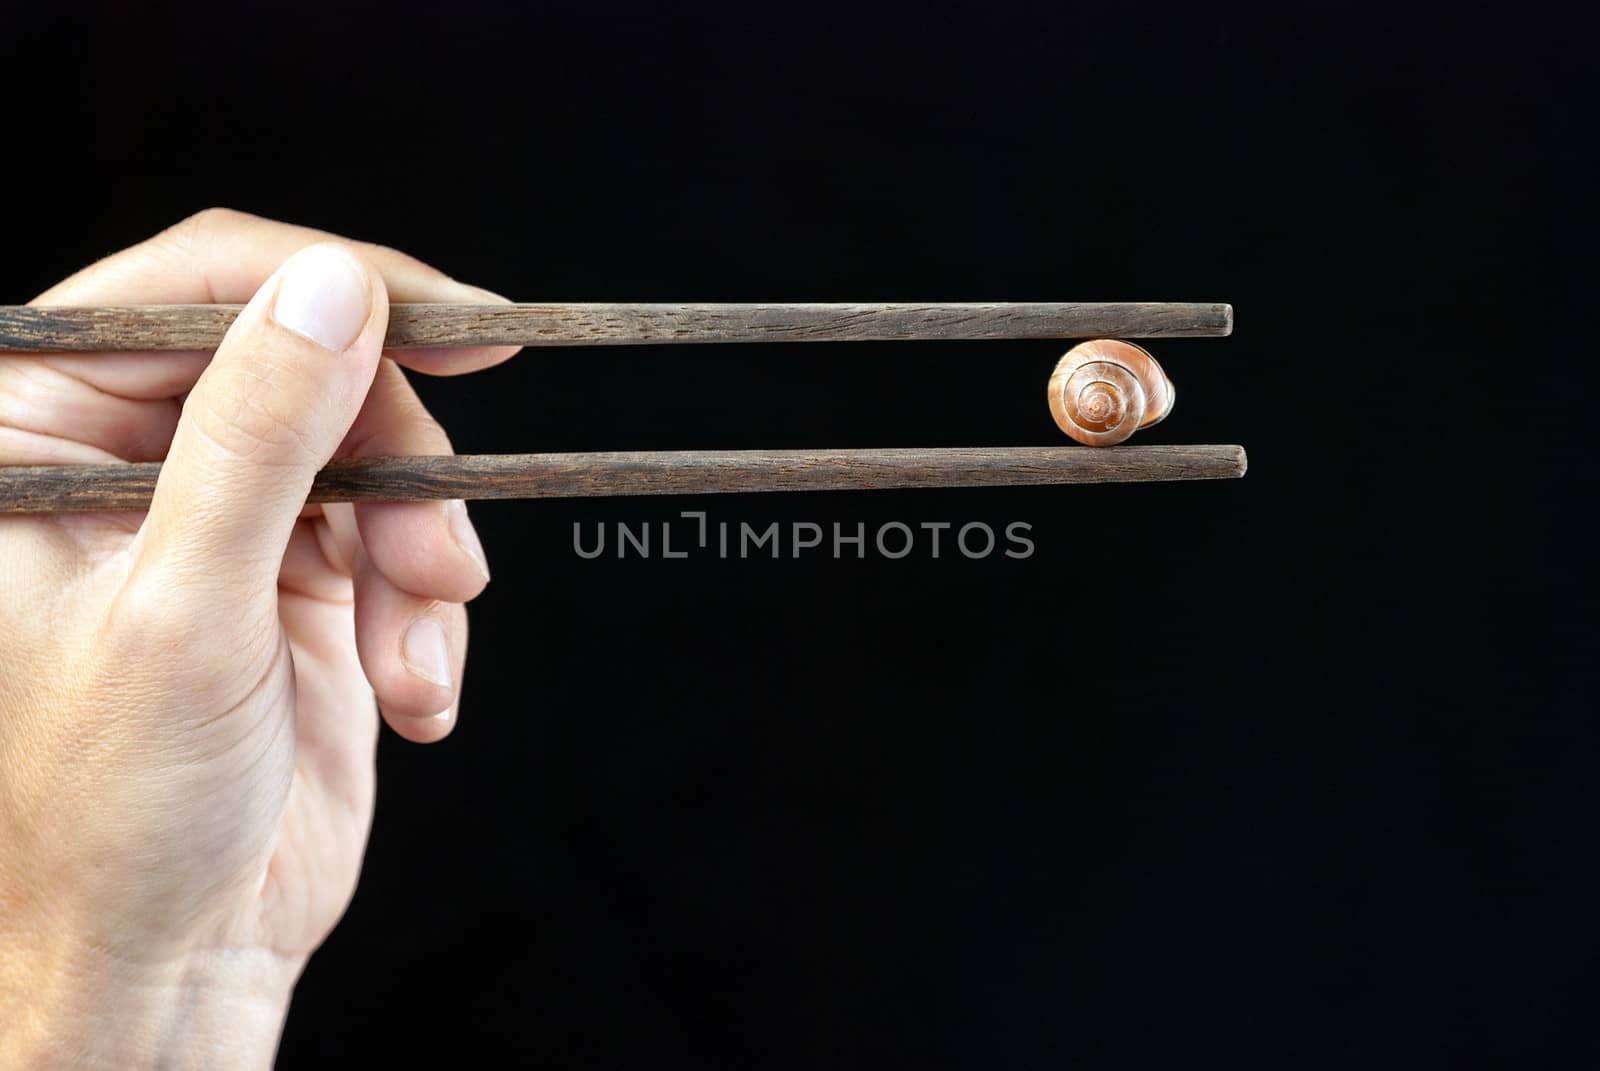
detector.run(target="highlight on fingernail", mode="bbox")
[447,499,490,582]
[401,616,452,688]
[270,244,371,351]
[451,280,512,304]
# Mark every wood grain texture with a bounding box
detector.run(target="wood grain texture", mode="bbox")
[0,302,1234,351]
[0,446,1247,512]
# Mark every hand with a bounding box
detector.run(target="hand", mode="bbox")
[0,209,519,1066]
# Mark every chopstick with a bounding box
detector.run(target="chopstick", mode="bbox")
[0,446,1247,512]
[0,302,1245,509]
[0,302,1232,351]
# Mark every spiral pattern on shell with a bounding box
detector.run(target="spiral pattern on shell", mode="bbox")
[1047,339,1175,446]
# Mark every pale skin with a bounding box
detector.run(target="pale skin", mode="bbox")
[0,209,523,1066]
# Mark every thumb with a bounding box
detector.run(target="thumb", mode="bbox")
[135,243,388,593]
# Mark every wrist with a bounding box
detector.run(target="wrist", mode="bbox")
[1,933,300,1070]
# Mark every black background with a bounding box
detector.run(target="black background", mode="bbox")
[3,0,1594,1065]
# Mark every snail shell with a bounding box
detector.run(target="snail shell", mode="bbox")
[1047,339,1175,446]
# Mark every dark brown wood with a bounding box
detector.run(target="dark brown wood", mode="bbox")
[0,446,1246,512]
[0,302,1233,351]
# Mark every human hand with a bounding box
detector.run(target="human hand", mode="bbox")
[0,209,518,1066]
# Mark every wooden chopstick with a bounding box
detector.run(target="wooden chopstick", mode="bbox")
[0,446,1246,512]
[0,302,1232,351]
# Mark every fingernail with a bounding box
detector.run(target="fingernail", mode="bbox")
[450,280,511,304]
[401,617,452,688]
[271,245,371,351]
[447,500,490,582]
[433,708,453,722]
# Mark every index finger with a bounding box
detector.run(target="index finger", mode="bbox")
[30,207,523,383]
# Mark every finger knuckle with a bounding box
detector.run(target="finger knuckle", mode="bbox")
[102,562,213,663]
[187,205,253,233]
[402,405,453,454]
[100,563,279,705]
[0,362,48,429]
[157,207,252,252]
[191,379,319,468]
[361,241,417,267]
